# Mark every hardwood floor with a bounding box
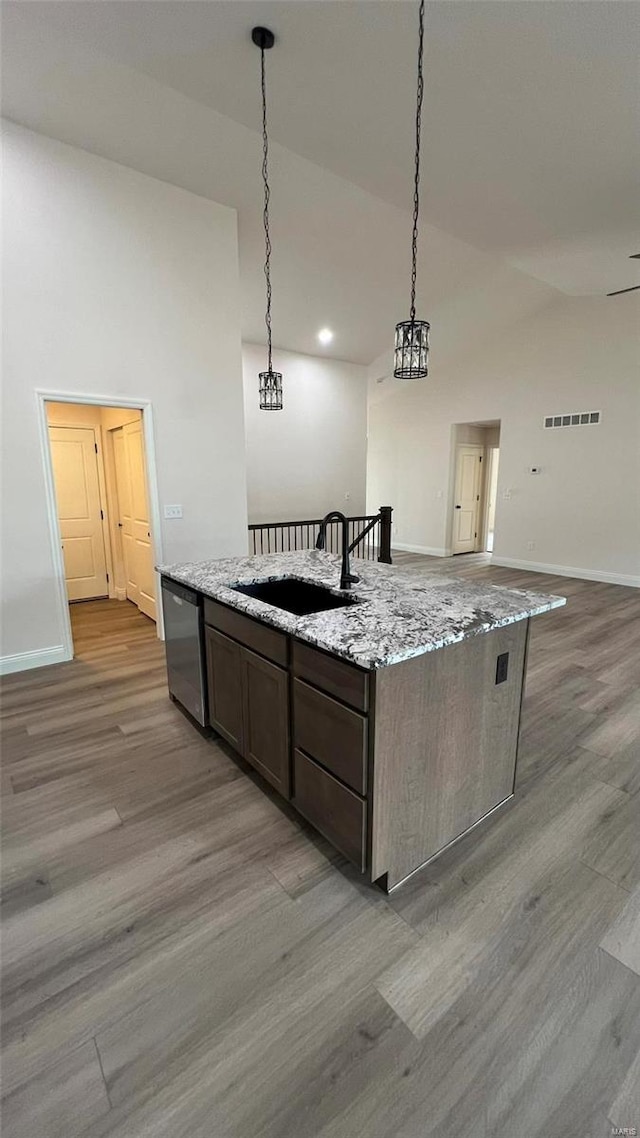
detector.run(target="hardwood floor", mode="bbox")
[1,570,639,1138]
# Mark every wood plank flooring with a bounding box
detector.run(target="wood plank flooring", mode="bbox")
[1,566,639,1138]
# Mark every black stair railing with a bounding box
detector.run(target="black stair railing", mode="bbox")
[248,506,393,564]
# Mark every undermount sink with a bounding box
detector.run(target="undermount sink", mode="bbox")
[230,577,359,617]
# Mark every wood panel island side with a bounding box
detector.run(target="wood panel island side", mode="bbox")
[160,551,565,892]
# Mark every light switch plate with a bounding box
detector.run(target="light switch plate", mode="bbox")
[164,505,183,519]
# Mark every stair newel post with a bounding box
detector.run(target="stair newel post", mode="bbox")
[378,506,393,564]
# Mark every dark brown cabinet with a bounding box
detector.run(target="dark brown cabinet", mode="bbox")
[293,678,368,795]
[204,612,290,798]
[197,589,530,890]
[242,648,290,796]
[204,626,244,754]
[293,749,367,871]
[204,603,368,862]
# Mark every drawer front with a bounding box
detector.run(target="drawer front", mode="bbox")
[293,678,368,795]
[292,640,370,712]
[204,598,288,667]
[293,750,367,872]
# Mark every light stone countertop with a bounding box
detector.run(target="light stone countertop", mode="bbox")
[159,550,566,670]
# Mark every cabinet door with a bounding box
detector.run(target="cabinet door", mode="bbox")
[241,647,290,798]
[205,626,244,753]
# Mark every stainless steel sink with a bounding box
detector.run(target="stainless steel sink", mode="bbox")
[230,577,359,617]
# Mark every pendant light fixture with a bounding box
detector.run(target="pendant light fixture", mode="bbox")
[252,26,283,411]
[394,0,430,381]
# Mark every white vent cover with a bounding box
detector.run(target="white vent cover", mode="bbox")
[543,411,601,429]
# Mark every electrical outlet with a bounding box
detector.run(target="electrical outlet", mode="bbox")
[502,489,512,500]
[495,652,509,685]
[527,540,535,550]
[164,505,183,519]
[344,492,351,501]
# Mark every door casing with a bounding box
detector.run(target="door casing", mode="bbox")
[483,446,500,553]
[36,390,164,662]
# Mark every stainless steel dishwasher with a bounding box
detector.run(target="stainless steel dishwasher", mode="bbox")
[161,577,208,727]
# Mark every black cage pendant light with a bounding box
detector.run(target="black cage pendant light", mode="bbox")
[253,26,283,411]
[394,0,430,381]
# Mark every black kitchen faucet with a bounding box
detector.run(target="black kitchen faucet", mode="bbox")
[316,511,360,591]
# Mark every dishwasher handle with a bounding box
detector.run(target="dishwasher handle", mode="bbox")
[161,578,200,606]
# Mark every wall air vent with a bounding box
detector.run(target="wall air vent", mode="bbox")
[543,411,601,429]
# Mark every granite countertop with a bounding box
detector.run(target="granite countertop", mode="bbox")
[159,551,566,670]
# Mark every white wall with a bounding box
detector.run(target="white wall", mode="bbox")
[367,294,640,584]
[242,343,368,523]
[1,122,248,668]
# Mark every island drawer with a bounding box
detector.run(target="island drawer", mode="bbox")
[203,598,288,667]
[292,641,370,712]
[293,750,367,872]
[293,678,368,795]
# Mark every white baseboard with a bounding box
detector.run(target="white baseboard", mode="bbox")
[0,645,72,676]
[115,587,127,601]
[491,557,640,588]
[392,542,449,557]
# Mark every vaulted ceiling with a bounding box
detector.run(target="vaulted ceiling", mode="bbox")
[3,1,638,364]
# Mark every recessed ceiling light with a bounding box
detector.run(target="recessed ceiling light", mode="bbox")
[318,328,333,345]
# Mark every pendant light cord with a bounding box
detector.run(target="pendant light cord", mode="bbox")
[410,0,425,323]
[260,45,273,373]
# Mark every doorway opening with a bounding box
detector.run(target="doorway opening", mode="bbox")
[449,421,501,555]
[41,396,162,658]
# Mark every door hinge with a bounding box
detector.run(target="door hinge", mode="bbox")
[100,509,104,520]
[476,495,480,501]
[94,442,98,453]
[475,531,477,538]
[479,455,482,462]
[106,573,109,583]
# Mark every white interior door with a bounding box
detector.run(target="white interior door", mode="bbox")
[49,426,109,601]
[112,423,156,622]
[452,445,484,555]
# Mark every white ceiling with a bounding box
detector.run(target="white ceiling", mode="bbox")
[2,1,639,364]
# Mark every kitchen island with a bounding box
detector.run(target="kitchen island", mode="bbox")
[161,551,565,891]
